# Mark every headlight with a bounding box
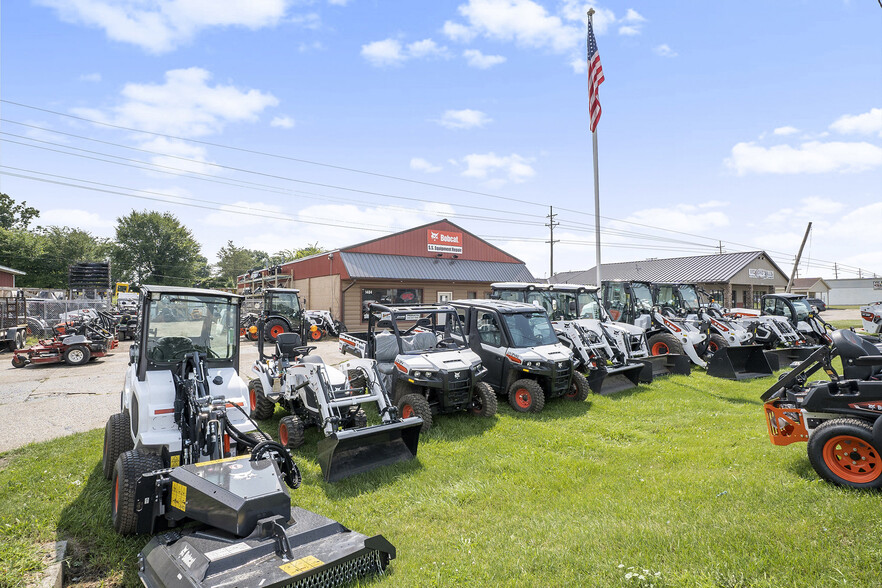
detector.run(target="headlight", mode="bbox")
[413,371,421,378]
[473,363,483,371]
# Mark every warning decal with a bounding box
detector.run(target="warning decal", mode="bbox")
[171,482,187,512]
[280,555,325,576]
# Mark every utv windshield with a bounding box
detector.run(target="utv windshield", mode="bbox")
[269,292,301,317]
[631,283,655,313]
[791,299,813,322]
[390,309,467,353]
[503,311,559,348]
[146,294,238,362]
[677,286,701,311]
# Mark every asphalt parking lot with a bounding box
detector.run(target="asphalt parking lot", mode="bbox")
[0,337,350,454]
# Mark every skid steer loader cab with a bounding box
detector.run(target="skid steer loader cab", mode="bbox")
[451,299,581,412]
[761,293,832,345]
[364,303,493,431]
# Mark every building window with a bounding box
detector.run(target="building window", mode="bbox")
[467,291,477,299]
[361,288,423,320]
[752,290,766,310]
[706,290,724,305]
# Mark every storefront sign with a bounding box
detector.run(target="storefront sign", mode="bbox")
[748,268,774,280]
[427,229,463,254]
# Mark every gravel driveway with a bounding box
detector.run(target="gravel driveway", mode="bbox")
[0,338,351,454]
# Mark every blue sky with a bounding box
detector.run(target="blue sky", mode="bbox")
[1,0,880,280]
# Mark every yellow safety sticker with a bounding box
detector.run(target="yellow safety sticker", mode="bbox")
[170,482,187,512]
[279,556,325,576]
[169,454,180,468]
[194,454,250,467]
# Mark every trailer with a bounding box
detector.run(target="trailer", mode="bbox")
[0,291,27,352]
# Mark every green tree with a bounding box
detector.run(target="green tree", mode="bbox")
[111,210,203,286]
[215,241,268,287]
[0,226,108,288]
[0,193,40,230]
[270,243,326,264]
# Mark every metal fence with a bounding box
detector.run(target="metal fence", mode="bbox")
[25,299,111,338]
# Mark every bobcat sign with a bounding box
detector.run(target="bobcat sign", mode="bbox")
[427,229,463,254]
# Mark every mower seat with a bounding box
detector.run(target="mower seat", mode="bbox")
[275,333,304,365]
[833,329,882,380]
[301,355,324,365]
[61,334,88,345]
[374,332,398,375]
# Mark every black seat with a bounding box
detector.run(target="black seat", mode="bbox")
[833,329,882,380]
[276,332,303,361]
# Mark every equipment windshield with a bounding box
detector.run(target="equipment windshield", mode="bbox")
[791,298,813,322]
[270,292,301,317]
[676,285,701,311]
[146,294,238,362]
[631,283,655,313]
[503,311,559,348]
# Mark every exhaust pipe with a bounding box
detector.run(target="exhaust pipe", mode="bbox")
[316,417,422,483]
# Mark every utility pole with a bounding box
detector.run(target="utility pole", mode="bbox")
[834,263,838,279]
[718,241,723,254]
[785,222,812,293]
[546,206,559,279]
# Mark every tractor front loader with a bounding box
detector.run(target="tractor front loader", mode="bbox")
[101,285,397,587]
[250,325,422,482]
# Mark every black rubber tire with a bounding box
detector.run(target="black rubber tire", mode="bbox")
[508,378,546,413]
[470,381,498,417]
[248,379,276,420]
[112,450,162,535]
[103,411,134,480]
[398,393,433,433]
[15,331,25,349]
[63,344,91,366]
[11,354,27,368]
[647,333,684,356]
[246,430,272,448]
[565,371,591,401]
[807,419,882,489]
[334,321,347,337]
[707,333,729,357]
[279,415,306,449]
[264,319,287,342]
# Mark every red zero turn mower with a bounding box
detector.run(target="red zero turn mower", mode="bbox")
[11,333,117,368]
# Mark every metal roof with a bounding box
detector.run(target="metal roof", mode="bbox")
[0,264,25,275]
[449,299,540,314]
[141,284,242,299]
[340,252,534,282]
[550,251,788,284]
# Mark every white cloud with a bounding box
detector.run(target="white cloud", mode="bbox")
[410,158,443,173]
[653,44,677,57]
[328,0,350,5]
[435,109,492,130]
[361,37,449,66]
[830,108,882,137]
[617,8,646,35]
[271,116,295,129]
[72,68,278,138]
[618,25,640,36]
[139,137,215,176]
[726,141,882,174]
[38,209,115,233]
[79,72,101,82]
[442,20,476,42]
[622,8,646,23]
[463,49,506,68]
[37,0,289,54]
[620,203,729,235]
[448,0,580,53]
[773,126,799,135]
[559,2,616,35]
[205,200,285,228]
[460,152,535,184]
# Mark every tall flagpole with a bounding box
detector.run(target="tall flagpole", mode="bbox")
[587,9,603,296]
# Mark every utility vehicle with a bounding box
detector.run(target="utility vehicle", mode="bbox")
[450,299,589,412]
[339,304,495,432]
[101,285,396,587]
[862,301,882,335]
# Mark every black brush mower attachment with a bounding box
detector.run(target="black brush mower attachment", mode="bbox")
[706,344,774,380]
[134,443,395,587]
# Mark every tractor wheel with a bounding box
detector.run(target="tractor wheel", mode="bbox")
[565,371,591,401]
[707,333,728,357]
[265,319,287,342]
[245,430,273,451]
[103,411,134,480]
[112,450,162,535]
[11,354,27,368]
[63,344,91,366]
[647,333,683,356]
[309,328,324,342]
[398,393,433,433]
[346,407,368,429]
[807,419,882,489]
[246,328,259,341]
[15,331,25,349]
[248,380,276,420]
[469,382,498,417]
[508,379,546,413]
[279,416,306,449]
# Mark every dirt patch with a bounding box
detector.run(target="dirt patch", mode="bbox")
[65,538,122,587]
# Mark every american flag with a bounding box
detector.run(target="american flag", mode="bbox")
[587,16,605,132]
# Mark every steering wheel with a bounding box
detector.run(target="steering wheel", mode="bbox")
[436,337,457,348]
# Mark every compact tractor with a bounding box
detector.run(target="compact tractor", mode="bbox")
[304,309,347,341]
[101,285,396,587]
[762,328,882,489]
[248,324,421,482]
[491,282,648,394]
[244,287,315,342]
[339,304,496,432]
[450,299,589,412]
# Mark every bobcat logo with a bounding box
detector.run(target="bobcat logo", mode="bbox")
[430,232,439,240]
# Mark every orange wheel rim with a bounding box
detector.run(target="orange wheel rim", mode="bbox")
[402,405,414,419]
[515,388,532,409]
[708,342,718,353]
[310,330,322,340]
[651,342,669,355]
[270,326,284,338]
[823,435,881,484]
[113,476,119,515]
[279,422,288,446]
[249,389,257,411]
[565,385,578,399]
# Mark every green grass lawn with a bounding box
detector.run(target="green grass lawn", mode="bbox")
[3,367,882,587]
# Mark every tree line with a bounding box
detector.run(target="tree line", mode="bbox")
[0,193,323,290]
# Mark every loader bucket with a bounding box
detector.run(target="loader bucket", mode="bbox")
[317,417,422,483]
[636,354,692,382]
[706,345,773,380]
[763,345,823,371]
[589,362,644,395]
[139,507,396,588]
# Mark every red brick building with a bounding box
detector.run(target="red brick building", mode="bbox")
[237,219,534,326]
[0,264,25,292]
